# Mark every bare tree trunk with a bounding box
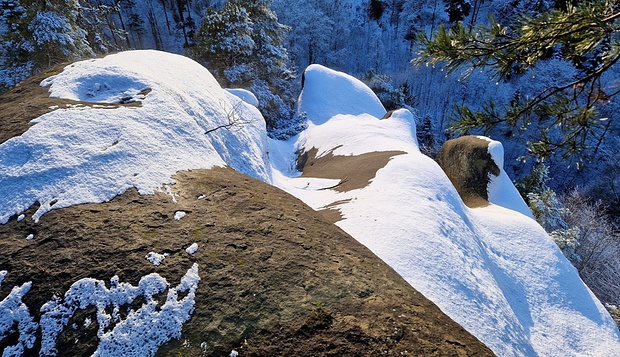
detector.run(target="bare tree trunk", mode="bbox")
[147,1,163,50]
[115,0,131,48]
[159,0,172,34]
[175,0,189,47]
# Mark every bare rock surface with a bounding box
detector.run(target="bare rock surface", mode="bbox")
[435,136,500,208]
[0,168,494,356]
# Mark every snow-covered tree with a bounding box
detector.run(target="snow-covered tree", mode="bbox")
[190,0,300,138]
[445,0,471,23]
[0,0,33,89]
[517,162,620,305]
[560,190,620,305]
[29,9,93,66]
[0,0,102,90]
[190,2,254,81]
[417,114,437,155]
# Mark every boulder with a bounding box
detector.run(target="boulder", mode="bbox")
[435,136,500,208]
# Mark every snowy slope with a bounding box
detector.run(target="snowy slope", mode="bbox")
[1,52,620,356]
[272,64,620,356]
[0,50,270,224]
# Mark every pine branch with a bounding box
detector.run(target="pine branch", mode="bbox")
[413,0,620,162]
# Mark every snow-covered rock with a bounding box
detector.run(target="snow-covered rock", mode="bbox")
[272,64,620,356]
[1,51,619,356]
[225,88,259,107]
[0,50,271,224]
[297,64,386,125]
[480,136,534,218]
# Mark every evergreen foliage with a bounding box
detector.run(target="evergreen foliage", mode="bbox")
[29,9,93,66]
[417,115,437,155]
[445,0,471,23]
[0,0,32,89]
[517,164,569,232]
[368,0,385,21]
[413,0,620,163]
[0,0,210,91]
[189,0,301,138]
[0,0,106,89]
[191,2,254,80]
[365,71,416,112]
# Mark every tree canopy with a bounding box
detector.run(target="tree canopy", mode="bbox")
[189,0,302,138]
[413,0,620,163]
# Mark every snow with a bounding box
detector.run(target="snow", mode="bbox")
[38,264,200,356]
[93,264,200,356]
[1,52,619,356]
[226,88,259,107]
[0,273,37,356]
[186,243,198,255]
[145,252,168,267]
[174,211,186,220]
[296,64,386,125]
[478,136,534,218]
[271,65,620,356]
[0,50,271,224]
[0,265,199,357]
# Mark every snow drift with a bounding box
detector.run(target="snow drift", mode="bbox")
[0,52,619,356]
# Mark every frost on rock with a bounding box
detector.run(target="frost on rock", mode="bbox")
[0,272,38,356]
[38,264,200,357]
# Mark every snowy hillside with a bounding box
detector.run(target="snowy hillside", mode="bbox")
[1,51,619,356]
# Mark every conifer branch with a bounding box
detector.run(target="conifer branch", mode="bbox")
[413,0,620,162]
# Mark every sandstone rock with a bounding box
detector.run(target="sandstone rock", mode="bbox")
[435,136,500,208]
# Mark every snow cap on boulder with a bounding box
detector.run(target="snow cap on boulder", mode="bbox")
[297,64,386,125]
[382,108,419,148]
[479,136,534,218]
[0,50,271,224]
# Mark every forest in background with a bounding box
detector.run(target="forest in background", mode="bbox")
[2,0,620,319]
